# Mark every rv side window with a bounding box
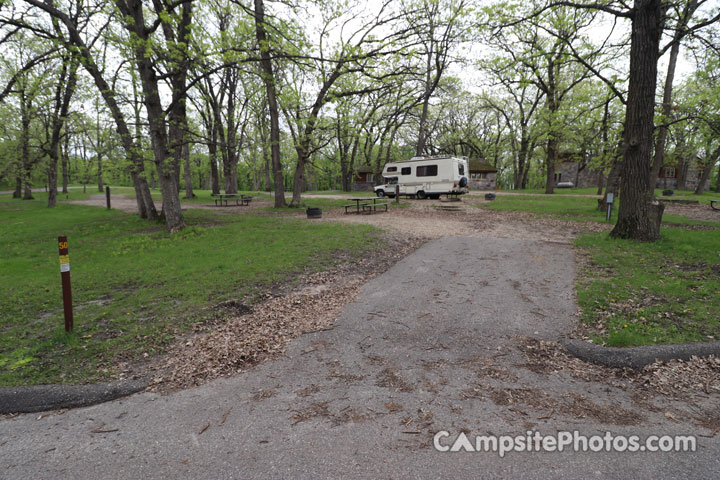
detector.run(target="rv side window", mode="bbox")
[459,164,465,175]
[387,166,397,172]
[416,165,438,177]
[401,167,411,175]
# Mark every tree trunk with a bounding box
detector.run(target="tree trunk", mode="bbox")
[545,156,556,194]
[649,0,697,186]
[47,162,58,207]
[598,98,610,195]
[416,92,431,156]
[251,142,261,191]
[34,0,157,218]
[291,148,307,205]
[288,70,341,207]
[208,120,220,195]
[222,72,239,194]
[48,58,78,208]
[61,146,69,194]
[263,140,271,192]
[183,143,195,198]
[695,147,719,194]
[130,70,156,219]
[611,0,665,241]
[223,155,238,193]
[416,29,435,156]
[337,119,351,191]
[515,137,529,190]
[349,134,361,190]
[97,152,103,192]
[544,133,557,194]
[544,59,557,195]
[13,175,22,198]
[598,157,622,211]
[20,90,33,200]
[253,0,285,208]
[648,38,680,187]
[122,0,185,231]
[676,155,688,190]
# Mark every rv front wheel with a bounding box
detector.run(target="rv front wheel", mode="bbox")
[376,190,385,198]
[416,191,427,200]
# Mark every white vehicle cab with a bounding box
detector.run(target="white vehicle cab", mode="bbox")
[373,155,470,199]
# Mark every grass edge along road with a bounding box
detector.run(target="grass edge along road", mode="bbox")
[576,229,720,347]
[0,193,380,387]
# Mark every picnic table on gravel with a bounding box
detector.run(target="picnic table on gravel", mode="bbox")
[343,197,389,214]
[213,193,253,207]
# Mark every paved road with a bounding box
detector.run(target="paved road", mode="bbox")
[1,237,717,479]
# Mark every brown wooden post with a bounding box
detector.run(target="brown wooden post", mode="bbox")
[395,184,400,203]
[105,185,111,209]
[58,236,73,332]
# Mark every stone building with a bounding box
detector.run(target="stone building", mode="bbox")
[553,153,604,189]
[554,152,711,191]
[468,158,497,190]
[352,165,375,192]
[655,161,711,191]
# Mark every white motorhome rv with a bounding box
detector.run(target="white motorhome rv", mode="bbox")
[373,155,469,199]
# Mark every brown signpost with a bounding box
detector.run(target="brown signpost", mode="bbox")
[58,236,74,332]
[105,185,111,209]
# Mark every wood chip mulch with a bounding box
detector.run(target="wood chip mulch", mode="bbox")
[146,233,424,392]
[521,337,720,398]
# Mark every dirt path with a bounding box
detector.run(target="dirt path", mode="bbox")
[663,202,720,223]
[319,197,612,242]
[2,200,717,478]
[69,194,275,214]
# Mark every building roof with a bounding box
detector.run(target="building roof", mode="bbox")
[356,165,374,174]
[469,158,497,173]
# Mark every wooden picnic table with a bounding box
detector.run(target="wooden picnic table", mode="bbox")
[344,197,388,214]
[213,193,253,207]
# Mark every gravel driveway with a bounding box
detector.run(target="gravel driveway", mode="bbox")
[1,226,718,478]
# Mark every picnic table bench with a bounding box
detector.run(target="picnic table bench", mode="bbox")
[361,201,389,214]
[213,193,253,207]
[343,197,389,214]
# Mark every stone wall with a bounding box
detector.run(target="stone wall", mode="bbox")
[554,161,603,188]
[352,181,375,192]
[654,165,710,191]
[468,172,496,191]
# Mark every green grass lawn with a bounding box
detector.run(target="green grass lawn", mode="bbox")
[480,194,607,222]
[498,187,720,201]
[304,190,372,197]
[479,194,720,227]
[119,187,272,205]
[0,193,380,387]
[512,187,601,195]
[654,188,720,202]
[576,229,720,347]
